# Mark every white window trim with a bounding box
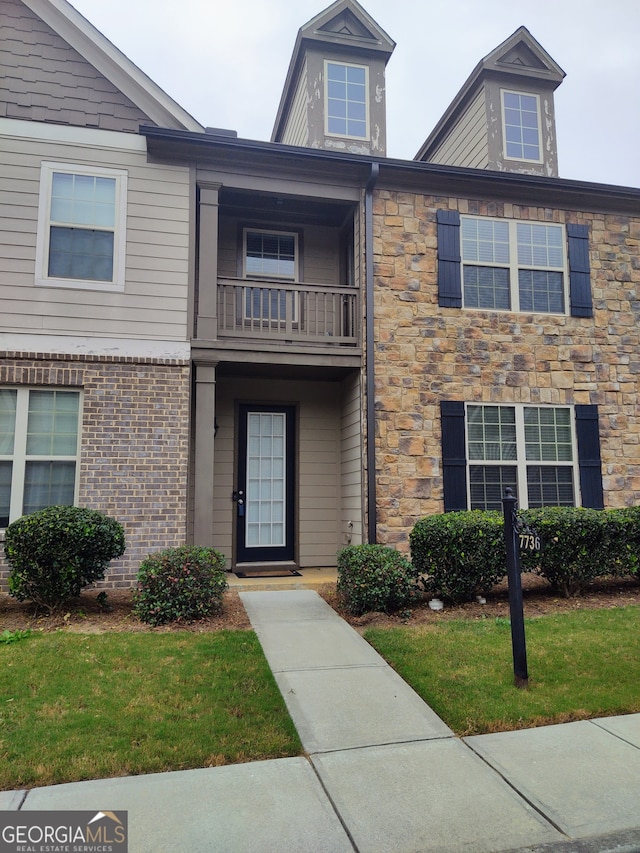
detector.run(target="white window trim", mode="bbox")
[501,89,543,165]
[1,388,82,528]
[242,229,299,324]
[465,403,580,510]
[35,161,127,292]
[461,215,569,314]
[324,60,369,141]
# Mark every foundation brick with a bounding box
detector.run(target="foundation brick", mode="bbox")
[0,354,190,590]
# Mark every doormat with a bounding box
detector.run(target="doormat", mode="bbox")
[235,569,302,578]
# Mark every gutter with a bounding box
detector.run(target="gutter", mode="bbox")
[140,125,640,212]
[365,162,379,545]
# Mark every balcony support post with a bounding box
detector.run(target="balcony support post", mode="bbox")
[197,184,221,340]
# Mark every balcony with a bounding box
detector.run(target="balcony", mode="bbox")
[217,278,359,346]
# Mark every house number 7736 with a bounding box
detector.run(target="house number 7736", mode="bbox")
[519,533,541,551]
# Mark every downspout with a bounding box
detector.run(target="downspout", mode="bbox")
[365,162,379,544]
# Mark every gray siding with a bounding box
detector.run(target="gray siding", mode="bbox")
[429,88,489,169]
[217,218,341,285]
[340,371,363,545]
[1,0,153,132]
[0,128,191,342]
[279,58,309,148]
[212,377,345,568]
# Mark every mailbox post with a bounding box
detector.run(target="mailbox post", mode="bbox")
[502,487,529,688]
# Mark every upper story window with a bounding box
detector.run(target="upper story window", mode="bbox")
[0,388,81,528]
[243,229,299,323]
[461,216,566,313]
[36,162,127,292]
[244,230,297,280]
[436,210,593,318]
[325,61,368,139]
[502,90,542,162]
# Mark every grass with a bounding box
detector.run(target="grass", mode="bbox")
[365,606,640,736]
[0,630,301,790]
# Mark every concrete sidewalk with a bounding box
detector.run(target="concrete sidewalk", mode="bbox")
[3,589,640,852]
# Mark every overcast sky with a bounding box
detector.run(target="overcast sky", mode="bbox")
[70,0,640,188]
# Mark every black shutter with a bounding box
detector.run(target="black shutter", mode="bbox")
[575,405,604,509]
[441,400,468,511]
[567,224,592,318]
[437,209,462,308]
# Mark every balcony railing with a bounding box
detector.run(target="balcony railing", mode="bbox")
[217,278,359,346]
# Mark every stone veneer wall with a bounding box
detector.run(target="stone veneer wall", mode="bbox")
[372,192,640,551]
[0,354,190,590]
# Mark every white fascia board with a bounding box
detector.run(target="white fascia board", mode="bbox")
[0,117,148,151]
[22,0,204,133]
[0,333,191,361]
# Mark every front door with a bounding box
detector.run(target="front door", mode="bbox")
[236,405,295,564]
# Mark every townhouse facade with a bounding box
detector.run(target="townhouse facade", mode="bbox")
[1,0,639,588]
[0,0,203,586]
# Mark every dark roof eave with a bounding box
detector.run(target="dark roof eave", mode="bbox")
[140,125,640,213]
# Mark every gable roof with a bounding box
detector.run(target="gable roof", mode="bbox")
[415,26,565,161]
[21,0,203,132]
[272,0,395,142]
[482,26,565,83]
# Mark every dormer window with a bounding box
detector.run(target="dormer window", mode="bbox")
[502,90,542,162]
[325,61,368,139]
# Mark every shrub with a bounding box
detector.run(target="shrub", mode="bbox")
[410,511,506,603]
[5,506,125,612]
[600,507,640,578]
[133,546,228,626]
[336,544,419,616]
[519,506,606,596]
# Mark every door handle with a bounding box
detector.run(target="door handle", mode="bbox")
[232,490,245,517]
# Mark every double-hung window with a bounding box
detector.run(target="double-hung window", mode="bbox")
[502,90,542,162]
[0,389,81,528]
[461,217,566,313]
[36,162,127,291]
[440,401,604,513]
[325,61,368,139]
[437,210,593,318]
[243,229,298,323]
[467,404,576,511]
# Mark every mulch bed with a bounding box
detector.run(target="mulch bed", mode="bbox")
[0,574,637,634]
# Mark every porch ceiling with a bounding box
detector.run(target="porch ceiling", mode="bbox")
[215,360,358,382]
[219,187,355,228]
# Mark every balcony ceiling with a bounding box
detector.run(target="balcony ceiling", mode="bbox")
[218,187,354,227]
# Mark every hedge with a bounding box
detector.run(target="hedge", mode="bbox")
[411,506,640,602]
[409,511,506,603]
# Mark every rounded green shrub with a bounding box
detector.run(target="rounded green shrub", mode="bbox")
[520,506,638,595]
[133,546,228,626]
[337,544,419,615]
[410,511,506,603]
[5,506,126,612]
[600,506,640,578]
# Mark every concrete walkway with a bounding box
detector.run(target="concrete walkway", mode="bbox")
[3,589,640,852]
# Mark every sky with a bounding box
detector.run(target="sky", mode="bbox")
[69,0,640,188]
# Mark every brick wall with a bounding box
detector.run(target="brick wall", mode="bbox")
[372,192,640,550]
[0,354,190,589]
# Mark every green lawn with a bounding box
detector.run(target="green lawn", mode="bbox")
[365,607,640,736]
[0,631,301,790]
